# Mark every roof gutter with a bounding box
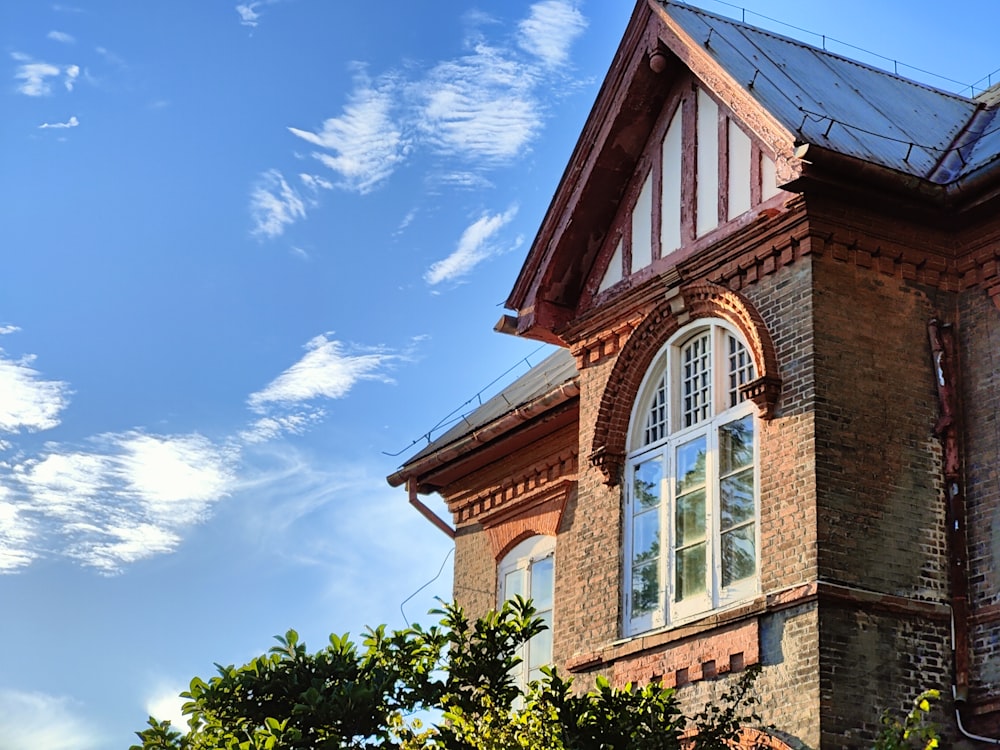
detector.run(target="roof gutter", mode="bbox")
[792,143,945,205]
[794,143,1000,211]
[386,378,580,489]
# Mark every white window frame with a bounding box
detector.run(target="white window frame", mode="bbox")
[622,320,760,637]
[498,535,555,690]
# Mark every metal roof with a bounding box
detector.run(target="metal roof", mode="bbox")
[663,1,993,183]
[401,347,578,467]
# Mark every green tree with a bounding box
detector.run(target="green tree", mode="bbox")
[872,690,941,750]
[130,598,764,750]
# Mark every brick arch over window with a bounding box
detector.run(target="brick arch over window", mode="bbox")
[734,728,802,749]
[681,727,803,749]
[482,479,573,560]
[589,281,781,485]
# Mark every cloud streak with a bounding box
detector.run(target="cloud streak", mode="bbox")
[11,432,238,573]
[0,328,414,572]
[0,350,71,433]
[425,206,520,284]
[236,0,284,28]
[415,43,541,163]
[47,30,76,44]
[518,0,587,68]
[289,70,409,195]
[39,115,79,129]
[12,55,80,96]
[0,690,103,750]
[248,334,399,411]
[249,169,306,238]
[252,0,587,237]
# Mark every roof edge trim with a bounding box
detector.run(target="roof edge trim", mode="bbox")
[386,377,581,489]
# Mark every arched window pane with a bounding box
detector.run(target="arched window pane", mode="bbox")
[643,371,668,446]
[682,333,711,427]
[727,334,755,408]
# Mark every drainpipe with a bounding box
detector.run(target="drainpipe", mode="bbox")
[928,319,971,701]
[927,320,1000,744]
[407,478,455,540]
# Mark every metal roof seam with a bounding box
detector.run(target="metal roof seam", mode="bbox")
[665,1,976,102]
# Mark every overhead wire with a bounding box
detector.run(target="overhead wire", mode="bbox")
[684,0,991,95]
[399,546,454,626]
[382,344,551,458]
[674,1,1000,169]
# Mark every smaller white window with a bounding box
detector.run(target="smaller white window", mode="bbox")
[498,535,555,690]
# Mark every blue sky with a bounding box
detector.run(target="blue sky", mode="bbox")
[2,1,999,748]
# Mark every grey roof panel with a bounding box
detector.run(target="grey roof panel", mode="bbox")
[663,1,981,181]
[402,347,578,467]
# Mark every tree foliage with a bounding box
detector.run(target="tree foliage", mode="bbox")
[871,690,941,750]
[130,598,940,750]
[131,599,763,750]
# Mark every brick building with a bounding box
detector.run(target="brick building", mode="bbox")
[387,1,1000,746]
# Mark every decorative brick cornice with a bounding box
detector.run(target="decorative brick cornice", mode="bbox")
[570,319,642,371]
[567,615,760,693]
[451,450,578,525]
[590,282,781,485]
[481,477,575,560]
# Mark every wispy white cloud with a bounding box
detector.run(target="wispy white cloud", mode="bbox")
[39,115,79,129]
[239,411,324,444]
[13,59,61,96]
[0,350,71,433]
[253,1,587,242]
[249,169,306,238]
[47,30,76,44]
[63,64,79,91]
[289,70,410,194]
[95,46,126,67]
[299,173,333,192]
[11,55,80,96]
[236,0,285,28]
[395,208,418,234]
[0,498,36,572]
[0,322,414,573]
[425,205,520,285]
[248,334,400,412]
[0,689,104,750]
[11,432,237,573]
[236,3,261,27]
[415,43,541,163]
[518,0,587,68]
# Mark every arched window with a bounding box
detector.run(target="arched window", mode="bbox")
[498,535,555,689]
[623,320,759,636]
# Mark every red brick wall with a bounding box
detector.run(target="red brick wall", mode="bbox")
[555,353,623,664]
[449,420,578,620]
[552,261,823,745]
[811,252,947,600]
[809,245,953,746]
[959,286,1000,728]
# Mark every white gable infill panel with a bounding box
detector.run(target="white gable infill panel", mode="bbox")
[596,82,787,296]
